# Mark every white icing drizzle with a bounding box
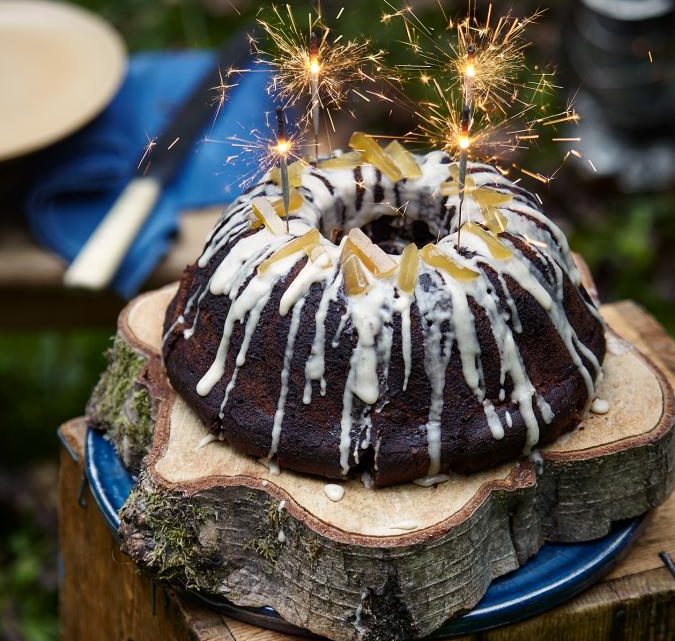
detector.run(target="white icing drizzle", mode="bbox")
[197,433,218,449]
[304,267,343,403]
[413,474,451,487]
[267,298,306,461]
[394,292,414,390]
[258,457,280,475]
[529,448,544,475]
[170,153,604,481]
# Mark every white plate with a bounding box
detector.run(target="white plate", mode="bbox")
[0,0,126,162]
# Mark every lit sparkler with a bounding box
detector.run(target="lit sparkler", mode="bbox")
[275,107,292,232]
[384,1,581,241]
[214,109,304,191]
[252,4,388,156]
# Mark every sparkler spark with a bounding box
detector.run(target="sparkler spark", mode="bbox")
[252,4,389,131]
[211,67,239,123]
[138,134,157,171]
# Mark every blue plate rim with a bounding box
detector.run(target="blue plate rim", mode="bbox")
[83,426,643,638]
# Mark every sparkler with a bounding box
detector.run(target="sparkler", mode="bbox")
[252,4,388,157]
[215,108,304,194]
[275,107,291,232]
[309,32,321,161]
[385,2,580,242]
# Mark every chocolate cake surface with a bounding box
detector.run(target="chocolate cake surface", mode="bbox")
[162,149,605,487]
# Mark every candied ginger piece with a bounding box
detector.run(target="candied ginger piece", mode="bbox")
[341,254,370,296]
[318,151,364,170]
[344,228,397,278]
[308,244,331,266]
[270,189,304,218]
[439,174,475,197]
[463,222,512,260]
[384,140,422,179]
[473,188,512,209]
[268,160,305,188]
[251,197,286,236]
[348,132,402,182]
[481,207,508,234]
[397,243,419,294]
[258,229,321,274]
[420,244,479,281]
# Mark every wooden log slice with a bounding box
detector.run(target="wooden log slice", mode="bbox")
[87,283,674,641]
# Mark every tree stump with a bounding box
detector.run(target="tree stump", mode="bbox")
[87,283,674,641]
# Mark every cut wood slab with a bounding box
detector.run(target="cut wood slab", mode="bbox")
[87,284,675,641]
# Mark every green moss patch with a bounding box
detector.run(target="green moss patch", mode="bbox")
[87,337,154,471]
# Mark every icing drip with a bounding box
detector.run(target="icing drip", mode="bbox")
[197,433,218,449]
[267,298,306,461]
[413,474,451,487]
[394,292,414,390]
[304,266,343,404]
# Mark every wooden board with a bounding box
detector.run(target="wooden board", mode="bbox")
[59,300,675,641]
[86,286,674,641]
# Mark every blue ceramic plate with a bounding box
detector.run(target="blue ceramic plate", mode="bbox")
[84,427,643,638]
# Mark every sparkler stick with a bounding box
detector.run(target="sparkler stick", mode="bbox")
[453,43,476,247]
[455,106,471,248]
[275,108,291,232]
[309,32,321,161]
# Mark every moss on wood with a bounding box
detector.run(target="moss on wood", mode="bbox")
[87,337,154,472]
[121,481,222,592]
[244,498,290,565]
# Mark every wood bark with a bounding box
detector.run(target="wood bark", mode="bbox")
[87,284,675,641]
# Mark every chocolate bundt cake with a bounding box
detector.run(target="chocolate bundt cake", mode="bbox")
[162,139,605,487]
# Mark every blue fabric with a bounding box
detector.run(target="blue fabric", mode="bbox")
[26,50,272,298]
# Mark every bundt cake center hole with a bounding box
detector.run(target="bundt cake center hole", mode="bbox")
[356,216,436,254]
[324,212,437,254]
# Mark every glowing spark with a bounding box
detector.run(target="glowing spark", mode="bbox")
[648,50,654,63]
[519,168,549,184]
[274,139,291,156]
[588,159,598,173]
[138,135,156,170]
[211,68,238,121]
[388,0,543,117]
[167,137,180,150]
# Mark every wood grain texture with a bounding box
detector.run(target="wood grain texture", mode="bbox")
[83,285,674,641]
